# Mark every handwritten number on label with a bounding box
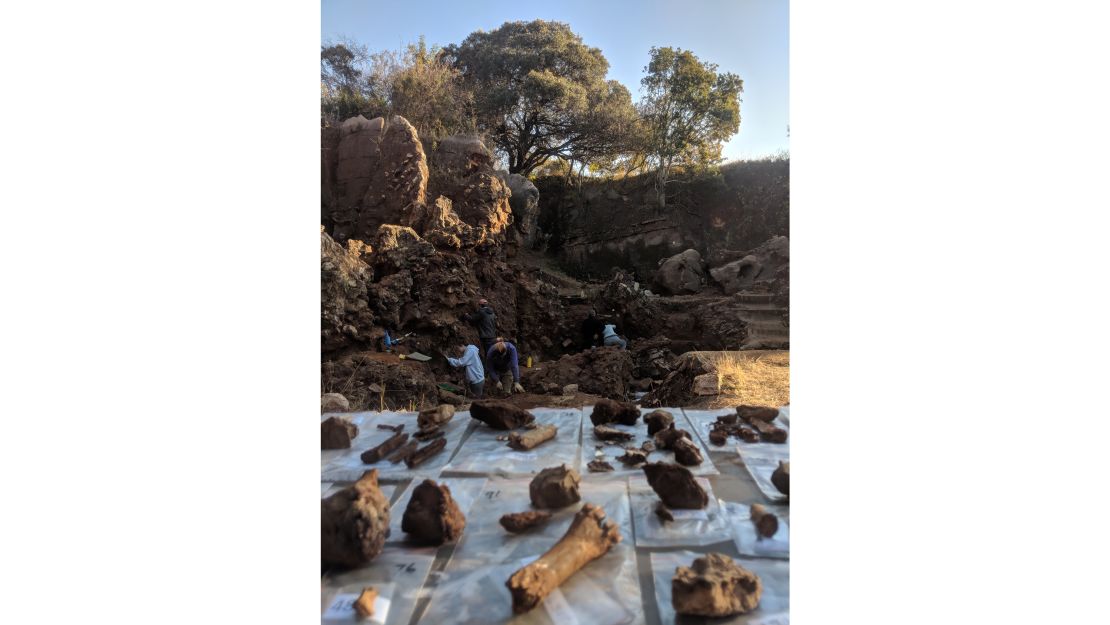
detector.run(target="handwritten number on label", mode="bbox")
[484,490,501,500]
[394,562,417,574]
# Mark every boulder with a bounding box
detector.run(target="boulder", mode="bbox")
[321,392,350,413]
[498,172,541,246]
[426,135,513,249]
[709,236,789,295]
[325,116,429,243]
[654,249,706,295]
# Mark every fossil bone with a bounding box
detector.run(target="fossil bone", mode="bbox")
[589,398,640,426]
[593,424,633,441]
[672,553,762,617]
[736,405,779,422]
[672,436,703,466]
[750,503,779,538]
[360,431,408,464]
[469,400,535,429]
[508,424,557,450]
[354,587,378,618]
[400,479,466,545]
[417,404,455,432]
[771,460,790,496]
[643,409,675,435]
[500,510,553,533]
[506,503,622,613]
[404,437,446,468]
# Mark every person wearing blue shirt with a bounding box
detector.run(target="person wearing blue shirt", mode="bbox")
[601,323,627,350]
[487,339,526,395]
[446,344,486,399]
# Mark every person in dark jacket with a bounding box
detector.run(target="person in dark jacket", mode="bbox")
[462,298,497,380]
[580,308,604,349]
[487,340,526,395]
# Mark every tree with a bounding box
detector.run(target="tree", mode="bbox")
[389,37,475,145]
[320,41,389,125]
[443,20,638,175]
[640,47,743,208]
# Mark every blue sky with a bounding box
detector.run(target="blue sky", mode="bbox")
[322,0,789,162]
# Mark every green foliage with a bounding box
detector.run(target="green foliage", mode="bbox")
[443,20,639,175]
[320,38,474,144]
[640,47,743,207]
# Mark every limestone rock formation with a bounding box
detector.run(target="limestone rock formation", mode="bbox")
[324,116,429,242]
[401,479,466,545]
[498,171,541,246]
[529,465,581,509]
[320,229,376,353]
[321,470,391,569]
[672,553,763,617]
[426,135,513,250]
[709,235,789,295]
[654,249,706,295]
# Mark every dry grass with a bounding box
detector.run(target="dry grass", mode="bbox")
[696,350,790,409]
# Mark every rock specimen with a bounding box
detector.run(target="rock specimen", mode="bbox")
[655,503,674,524]
[354,587,378,618]
[643,409,675,435]
[321,392,350,413]
[508,424,557,450]
[672,437,704,466]
[593,424,633,442]
[589,398,641,426]
[414,429,445,442]
[642,462,708,509]
[617,449,649,467]
[417,404,455,432]
[506,503,622,613]
[386,440,418,464]
[716,413,739,426]
[654,424,692,450]
[672,553,763,617]
[321,470,391,569]
[321,416,359,449]
[641,440,656,453]
[587,459,615,473]
[737,405,779,422]
[499,510,553,533]
[404,437,447,468]
[738,427,760,443]
[401,479,466,545]
[750,503,779,538]
[529,465,581,509]
[470,400,535,430]
[361,431,409,464]
[709,429,729,446]
[771,461,790,496]
[747,418,788,443]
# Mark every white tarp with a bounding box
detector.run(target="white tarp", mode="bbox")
[580,407,718,477]
[322,410,469,482]
[442,408,583,477]
[649,550,790,625]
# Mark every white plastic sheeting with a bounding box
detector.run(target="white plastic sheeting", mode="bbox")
[321,547,437,625]
[416,479,641,625]
[580,407,718,477]
[682,408,790,457]
[722,501,790,559]
[649,550,790,625]
[386,476,487,545]
[738,448,789,503]
[320,482,395,503]
[442,408,583,477]
[629,475,734,547]
[321,411,469,482]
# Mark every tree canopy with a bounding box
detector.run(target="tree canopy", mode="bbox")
[443,20,638,175]
[640,47,743,206]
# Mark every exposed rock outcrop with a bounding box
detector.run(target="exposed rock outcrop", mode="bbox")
[654,249,706,295]
[709,236,789,296]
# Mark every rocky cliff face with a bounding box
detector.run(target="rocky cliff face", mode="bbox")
[535,159,789,281]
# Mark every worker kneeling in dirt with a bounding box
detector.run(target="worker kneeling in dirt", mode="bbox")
[446,344,486,399]
[487,339,526,395]
[601,323,628,350]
